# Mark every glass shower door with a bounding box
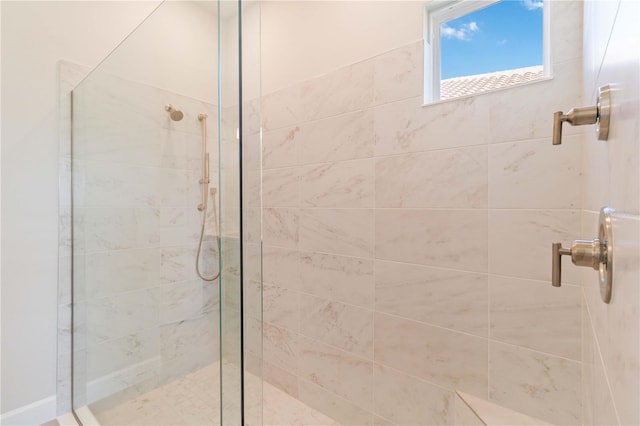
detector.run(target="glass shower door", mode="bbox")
[67,1,262,424]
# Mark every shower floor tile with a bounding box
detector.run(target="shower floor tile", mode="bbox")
[88,361,340,426]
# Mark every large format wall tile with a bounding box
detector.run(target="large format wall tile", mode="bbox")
[489,136,582,209]
[298,379,373,426]
[75,208,161,254]
[375,260,488,337]
[376,209,488,272]
[86,289,160,347]
[299,60,374,124]
[489,341,581,425]
[374,313,488,396]
[373,364,454,425]
[582,297,618,426]
[263,208,300,248]
[300,159,375,208]
[160,246,198,284]
[299,293,374,358]
[296,110,375,165]
[488,59,583,144]
[263,167,300,207]
[259,35,586,425]
[376,147,488,208]
[263,125,298,170]
[299,209,374,258]
[87,328,160,382]
[373,40,423,105]
[262,245,300,290]
[263,322,299,374]
[374,95,490,156]
[297,336,374,411]
[263,283,300,331]
[489,276,581,360]
[263,60,374,130]
[81,249,161,299]
[299,251,374,308]
[583,211,640,426]
[489,210,581,284]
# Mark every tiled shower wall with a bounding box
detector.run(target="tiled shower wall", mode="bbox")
[58,63,220,411]
[581,1,640,425]
[259,2,584,424]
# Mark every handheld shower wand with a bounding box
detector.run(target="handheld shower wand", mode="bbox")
[195,113,220,282]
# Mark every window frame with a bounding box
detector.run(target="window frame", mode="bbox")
[423,0,551,104]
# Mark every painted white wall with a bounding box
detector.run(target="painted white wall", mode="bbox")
[99,1,219,103]
[260,1,424,94]
[2,0,221,420]
[0,0,162,419]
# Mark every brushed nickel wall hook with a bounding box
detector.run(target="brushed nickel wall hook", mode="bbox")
[552,84,611,145]
[552,206,614,303]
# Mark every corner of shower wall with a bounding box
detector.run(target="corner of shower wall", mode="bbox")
[580,1,640,425]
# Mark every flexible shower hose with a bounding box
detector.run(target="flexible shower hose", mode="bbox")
[196,187,220,282]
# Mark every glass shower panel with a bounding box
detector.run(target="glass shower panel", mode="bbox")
[217,1,264,423]
[67,1,261,423]
[242,2,264,425]
[218,0,243,423]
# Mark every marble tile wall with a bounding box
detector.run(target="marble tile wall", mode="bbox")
[581,1,640,425]
[58,63,221,412]
[259,2,585,424]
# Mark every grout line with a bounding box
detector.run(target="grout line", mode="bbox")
[582,289,622,425]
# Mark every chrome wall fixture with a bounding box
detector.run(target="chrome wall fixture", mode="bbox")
[552,206,614,303]
[552,84,611,145]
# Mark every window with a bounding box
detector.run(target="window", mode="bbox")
[424,0,549,103]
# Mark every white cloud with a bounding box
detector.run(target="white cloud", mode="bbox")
[497,39,508,46]
[523,0,543,10]
[440,21,480,41]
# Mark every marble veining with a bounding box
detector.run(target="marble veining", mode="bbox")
[299,293,374,358]
[374,363,454,425]
[375,209,488,272]
[375,260,488,337]
[489,275,581,360]
[300,159,375,208]
[375,146,488,208]
[258,33,586,425]
[489,341,582,425]
[374,312,488,396]
[299,209,374,258]
[299,251,374,309]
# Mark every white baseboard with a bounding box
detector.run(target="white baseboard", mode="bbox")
[86,356,160,404]
[0,395,56,426]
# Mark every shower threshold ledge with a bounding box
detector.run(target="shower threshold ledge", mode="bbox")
[455,391,552,425]
[69,361,340,426]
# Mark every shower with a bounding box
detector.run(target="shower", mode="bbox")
[164,104,184,121]
[165,104,219,281]
[195,112,220,282]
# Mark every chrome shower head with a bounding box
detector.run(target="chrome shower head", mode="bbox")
[165,104,184,121]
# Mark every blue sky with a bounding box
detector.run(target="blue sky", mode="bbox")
[440,0,544,79]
